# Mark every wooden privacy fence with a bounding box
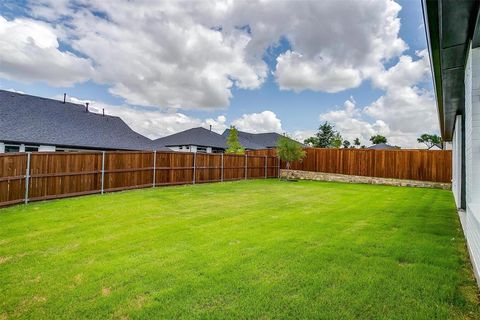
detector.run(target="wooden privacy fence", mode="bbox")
[286,148,452,183]
[0,148,452,207]
[0,150,280,207]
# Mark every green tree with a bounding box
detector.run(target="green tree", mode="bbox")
[331,132,343,148]
[370,134,387,145]
[342,140,351,148]
[417,133,442,149]
[277,136,306,172]
[353,137,361,148]
[304,136,318,146]
[225,126,245,154]
[304,121,338,148]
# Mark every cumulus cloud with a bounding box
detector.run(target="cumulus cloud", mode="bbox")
[318,50,438,148]
[275,52,362,93]
[0,16,93,86]
[0,0,407,109]
[232,111,283,133]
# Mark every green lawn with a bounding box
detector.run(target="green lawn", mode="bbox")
[0,180,479,319]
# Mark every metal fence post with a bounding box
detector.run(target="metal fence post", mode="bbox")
[245,154,248,180]
[277,156,280,178]
[24,152,31,204]
[101,151,105,194]
[152,151,157,187]
[193,152,196,184]
[221,153,224,182]
[265,155,268,179]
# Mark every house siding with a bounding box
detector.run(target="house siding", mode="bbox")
[452,115,462,208]
[463,45,480,281]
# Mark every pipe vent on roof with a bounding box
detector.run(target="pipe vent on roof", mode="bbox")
[85,102,89,112]
[63,93,66,104]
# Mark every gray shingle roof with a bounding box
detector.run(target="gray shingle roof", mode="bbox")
[0,90,162,151]
[153,127,228,149]
[222,129,291,149]
[367,143,399,150]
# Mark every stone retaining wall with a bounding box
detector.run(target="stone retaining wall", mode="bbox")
[280,170,451,190]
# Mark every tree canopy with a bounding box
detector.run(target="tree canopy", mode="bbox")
[370,135,387,145]
[303,121,340,148]
[225,126,245,154]
[277,136,306,170]
[417,133,442,150]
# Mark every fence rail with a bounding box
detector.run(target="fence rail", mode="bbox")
[286,148,452,183]
[0,150,279,207]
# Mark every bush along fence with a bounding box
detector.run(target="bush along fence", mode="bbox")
[287,148,452,184]
[0,150,280,207]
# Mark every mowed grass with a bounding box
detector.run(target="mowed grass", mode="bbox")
[0,180,479,319]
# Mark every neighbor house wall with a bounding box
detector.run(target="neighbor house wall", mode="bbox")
[39,145,56,152]
[462,45,480,280]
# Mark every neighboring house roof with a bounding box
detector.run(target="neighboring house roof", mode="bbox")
[0,90,162,151]
[367,143,399,150]
[221,129,287,149]
[153,127,228,149]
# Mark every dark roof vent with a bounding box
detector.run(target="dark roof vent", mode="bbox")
[85,102,89,112]
[63,93,66,104]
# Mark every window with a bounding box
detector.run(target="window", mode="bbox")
[5,145,20,153]
[25,146,39,152]
[197,147,207,153]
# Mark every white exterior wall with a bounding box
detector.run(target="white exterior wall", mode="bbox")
[452,115,462,208]
[39,145,56,152]
[463,45,480,280]
[0,143,4,153]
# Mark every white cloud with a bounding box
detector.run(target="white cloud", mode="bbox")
[275,52,362,93]
[232,111,283,133]
[319,98,390,145]
[1,0,407,109]
[291,130,316,143]
[318,50,438,148]
[0,16,93,86]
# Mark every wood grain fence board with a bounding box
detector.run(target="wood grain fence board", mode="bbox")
[0,153,27,205]
[284,148,452,183]
[28,153,102,200]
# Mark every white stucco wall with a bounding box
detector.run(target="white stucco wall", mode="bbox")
[463,45,480,281]
[0,142,4,153]
[39,145,56,152]
[452,115,462,208]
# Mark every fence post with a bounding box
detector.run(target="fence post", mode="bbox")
[277,156,280,179]
[24,152,31,204]
[245,154,248,180]
[152,151,157,187]
[193,152,196,184]
[101,151,105,194]
[221,153,224,182]
[265,155,268,179]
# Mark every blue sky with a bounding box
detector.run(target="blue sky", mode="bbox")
[0,0,436,147]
